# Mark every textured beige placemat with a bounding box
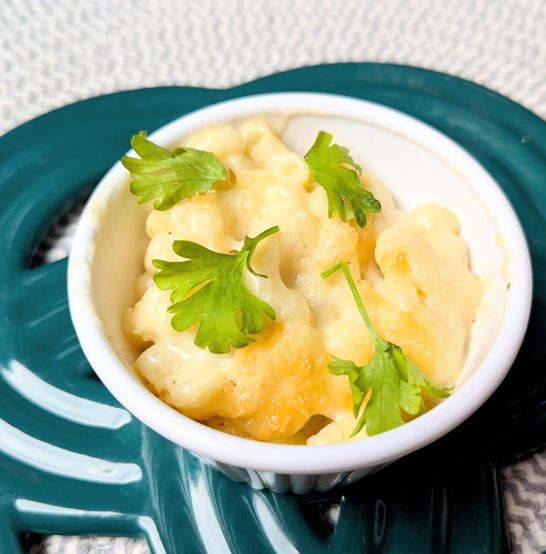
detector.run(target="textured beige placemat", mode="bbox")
[3,1,545,552]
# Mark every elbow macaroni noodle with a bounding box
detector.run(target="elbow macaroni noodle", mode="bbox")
[124,118,481,445]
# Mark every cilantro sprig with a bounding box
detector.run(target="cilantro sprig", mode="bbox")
[153,226,279,354]
[322,262,450,436]
[121,131,228,211]
[304,131,381,228]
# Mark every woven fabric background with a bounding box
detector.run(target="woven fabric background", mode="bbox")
[2,1,545,552]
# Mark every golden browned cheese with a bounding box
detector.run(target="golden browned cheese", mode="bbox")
[124,118,481,444]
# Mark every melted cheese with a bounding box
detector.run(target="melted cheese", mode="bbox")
[124,118,481,444]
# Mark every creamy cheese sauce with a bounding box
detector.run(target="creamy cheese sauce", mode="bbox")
[123,118,481,444]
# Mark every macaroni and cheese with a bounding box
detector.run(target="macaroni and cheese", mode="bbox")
[124,118,481,444]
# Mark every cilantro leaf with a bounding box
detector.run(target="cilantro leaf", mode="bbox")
[121,131,228,211]
[322,262,451,436]
[304,131,381,227]
[153,226,279,354]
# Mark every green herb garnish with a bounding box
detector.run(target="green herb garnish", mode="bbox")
[153,226,279,353]
[304,131,381,227]
[322,262,450,436]
[121,131,228,210]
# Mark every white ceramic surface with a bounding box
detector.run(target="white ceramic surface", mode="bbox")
[67,93,532,493]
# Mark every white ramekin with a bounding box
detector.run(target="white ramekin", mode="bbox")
[67,93,532,494]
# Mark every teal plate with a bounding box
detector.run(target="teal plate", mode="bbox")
[0,63,545,554]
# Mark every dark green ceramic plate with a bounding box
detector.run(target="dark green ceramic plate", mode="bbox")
[0,64,545,554]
